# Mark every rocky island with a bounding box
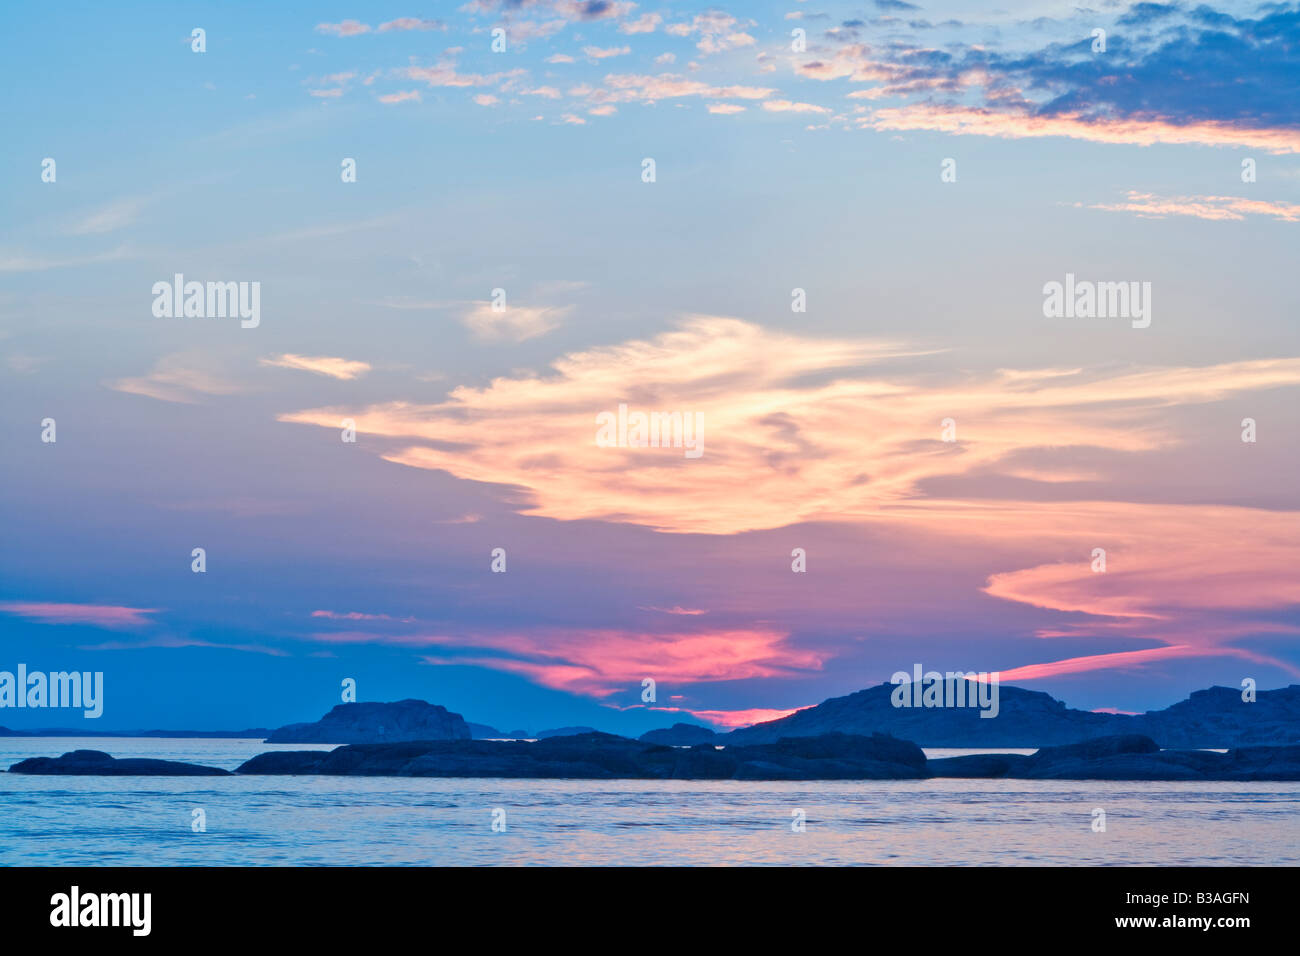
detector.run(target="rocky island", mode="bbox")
[8,749,231,776]
[9,733,1300,780]
[264,699,472,744]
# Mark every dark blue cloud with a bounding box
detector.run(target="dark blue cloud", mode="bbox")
[846,2,1300,129]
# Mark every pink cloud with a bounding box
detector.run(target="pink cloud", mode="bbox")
[303,626,822,697]
[378,90,422,105]
[685,706,807,729]
[1078,191,1300,223]
[315,20,370,37]
[0,602,159,629]
[863,103,1300,154]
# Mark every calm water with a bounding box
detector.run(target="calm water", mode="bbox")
[1,738,1296,866]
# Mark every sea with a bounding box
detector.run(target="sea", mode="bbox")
[1,738,1296,866]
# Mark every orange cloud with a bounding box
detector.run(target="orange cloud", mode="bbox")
[260,354,371,380]
[1079,191,1300,223]
[863,103,1300,154]
[280,317,1300,535]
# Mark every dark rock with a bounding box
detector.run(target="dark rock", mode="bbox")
[639,722,717,746]
[926,754,1031,778]
[535,726,599,739]
[265,700,472,744]
[8,749,229,776]
[236,731,930,780]
[724,682,1300,749]
[924,735,1300,781]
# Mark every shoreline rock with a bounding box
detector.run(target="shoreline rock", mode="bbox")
[7,749,231,776]
[10,735,1300,781]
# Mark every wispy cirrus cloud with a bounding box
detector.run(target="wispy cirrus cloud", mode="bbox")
[66,196,149,236]
[279,316,1300,534]
[275,318,1300,687]
[312,610,415,622]
[315,19,371,36]
[860,102,1300,154]
[460,301,571,341]
[260,354,371,380]
[684,706,806,729]
[415,627,824,697]
[109,353,247,404]
[1076,191,1300,223]
[762,99,830,114]
[0,602,159,629]
[316,17,446,36]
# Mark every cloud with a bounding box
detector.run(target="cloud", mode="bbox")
[312,610,414,622]
[583,44,631,59]
[0,246,134,274]
[405,60,526,89]
[685,706,806,728]
[863,102,1300,154]
[1077,190,1300,223]
[708,103,746,114]
[378,17,446,32]
[67,197,147,236]
[278,317,1300,535]
[259,354,371,380]
[620,13,662,34]
[666,11,756,54]
[460,301,572,340]
[378,89,422,104]
[587,73,775,105]
[110,353,247,404]
[0,602,159,629]
[819,4,1300,153]
[78,635,289,656]
[762,98,830,113]
[415,627,824,696]
[316,20,371,36]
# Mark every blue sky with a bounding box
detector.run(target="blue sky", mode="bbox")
[2,0,1299,733]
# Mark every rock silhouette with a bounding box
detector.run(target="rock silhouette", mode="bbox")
[236,731,928,779]
[725,682,1300,748]
[7,749,231,776]
[233,732,1300,780]
[639,723,718,746]
[265,700,472,744]
[10,735,1300,780]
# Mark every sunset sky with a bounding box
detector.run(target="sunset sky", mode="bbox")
[2,0,1299,734]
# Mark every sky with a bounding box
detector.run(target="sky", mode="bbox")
[2,0,1299,734]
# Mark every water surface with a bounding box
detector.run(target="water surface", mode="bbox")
[2,738,1295,866]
